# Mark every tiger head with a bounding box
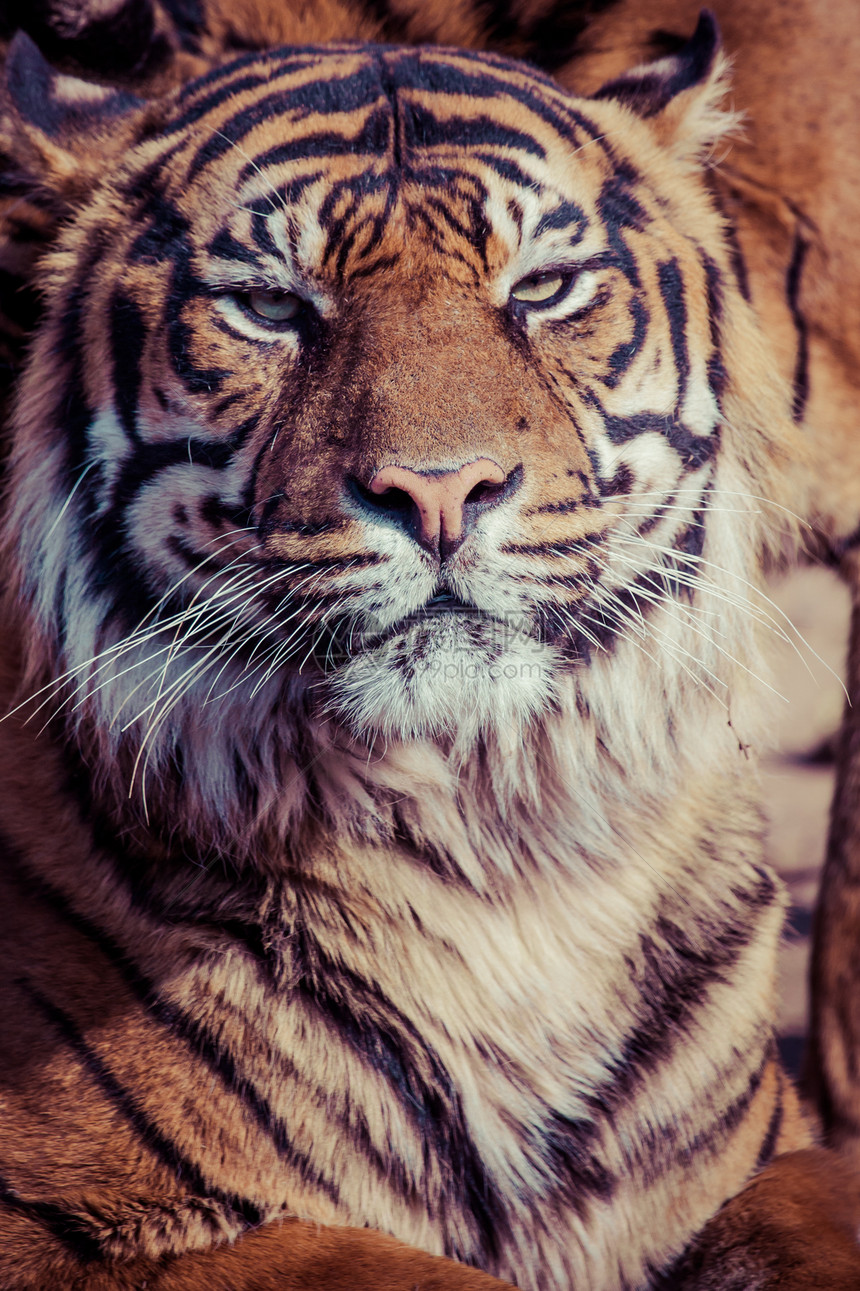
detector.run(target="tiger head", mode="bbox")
[0,16,803,852]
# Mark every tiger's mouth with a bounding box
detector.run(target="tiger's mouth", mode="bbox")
[304,585,539,683]
[323,584,558,741]
[354,588,533,656]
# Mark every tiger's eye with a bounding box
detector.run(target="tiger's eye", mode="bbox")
[246,289,303,322]
[510,272,566,304]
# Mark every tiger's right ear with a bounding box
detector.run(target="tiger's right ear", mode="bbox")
[592,11,739,166]
[1,31,146,209]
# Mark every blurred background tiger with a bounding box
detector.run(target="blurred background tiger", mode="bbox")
[0,1,859,1288]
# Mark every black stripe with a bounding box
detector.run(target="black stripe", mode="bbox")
[588,869,778,1119]
[107,422,251,513]
[785,230,809,422]
[46,237,166,636]
[638,494,678,538]
[171,47,324,107]
[409,207,482,274]
[388,811,476,885]
[245,106,392,180]
[597,169,647,290]
[273,549,381,573]
[129,189,190,265]
[657,258,689,405]
[0,1171,101,1262]
[600,461,635,497]
[164,530,249,572]
[317,171,388,229]
[213,314,264,345]
[187,64,387,180]
[648,1048,778,1289]
[502,533,605,557]
[710,186,752,304]
[474,152,537,189]
[538,1111,615,1214]
[208,227,263,267]
[668,489,709,586]
[725,220,751,301]
[165,247,230,395]
[0,841,341,1208]
[669,1041,772,1172]
[165,73,276,135]
[291,922,511,1262]
[603,292,648,388]
[701,252,728,399]
[269,517,343,537]
[395,46,601,147]
[544,571,661,662]
[535,198,587,240]
[425,192,492,267]
[318,177,392,272]
[377,51,405,170]
[251,206,288,258]
[109,292,147,443]
[403,102,546,159]
[701,252,723,344]
[528,496,598,517]
[589,393,718,471]
[17,978,263,1227]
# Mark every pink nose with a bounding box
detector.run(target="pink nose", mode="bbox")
[368,458,509,558]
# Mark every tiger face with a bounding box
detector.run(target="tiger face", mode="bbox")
[2,19,799,829]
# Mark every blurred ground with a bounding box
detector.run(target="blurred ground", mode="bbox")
[763,566,851,1075]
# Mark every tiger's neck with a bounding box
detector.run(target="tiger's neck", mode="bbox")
[0,620,789,1288]
[1,580,765,890]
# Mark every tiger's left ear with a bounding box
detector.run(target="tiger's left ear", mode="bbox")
[0,30,146,209]
[593,11,739,164]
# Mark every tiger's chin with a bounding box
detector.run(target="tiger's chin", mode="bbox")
[325,615,559,745]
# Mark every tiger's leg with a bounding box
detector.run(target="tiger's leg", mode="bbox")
[806,548,860,1157]
[2,1215,513,1291]
[656,1148,860,1289]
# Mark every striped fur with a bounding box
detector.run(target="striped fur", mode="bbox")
[1,4,860,1290]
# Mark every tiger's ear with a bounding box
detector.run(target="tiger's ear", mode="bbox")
[593,11,739,164]
[0,30,145,209]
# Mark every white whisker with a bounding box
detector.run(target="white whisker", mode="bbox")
[43,461,97,541]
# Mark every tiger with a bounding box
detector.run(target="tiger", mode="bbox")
[1,2,860,1290]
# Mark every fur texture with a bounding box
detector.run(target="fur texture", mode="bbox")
[0,4,859,1290]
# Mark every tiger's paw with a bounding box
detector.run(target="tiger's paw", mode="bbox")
[73,1220,515,1291]
[658,1149,860,1289]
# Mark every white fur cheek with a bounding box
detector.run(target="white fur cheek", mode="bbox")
[347,519,438,634]
[123,462,252,587]
[326,621,560,745]
[591,431,685,501]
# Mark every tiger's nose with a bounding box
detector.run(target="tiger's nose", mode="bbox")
[363,459,519,559]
